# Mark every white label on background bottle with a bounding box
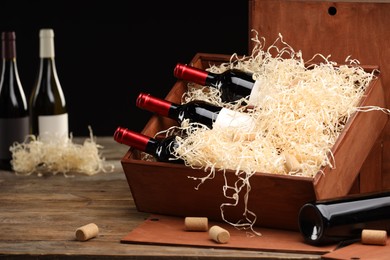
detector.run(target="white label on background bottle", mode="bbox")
[38,113,68,140]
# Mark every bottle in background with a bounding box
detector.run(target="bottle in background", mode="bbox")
[0,31,29,171]
[29,28,68,140]
[298,190,390,246]
[173,63,262,104]
[113,126,183,164]
[136,92,256,131]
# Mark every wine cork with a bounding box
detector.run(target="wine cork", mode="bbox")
[361,229,387,245]
[75,223,99,241]
[184,217,208,231]
[282,151,302,173]
[209,225,230,244]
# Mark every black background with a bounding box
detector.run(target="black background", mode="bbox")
[0,0,249,136]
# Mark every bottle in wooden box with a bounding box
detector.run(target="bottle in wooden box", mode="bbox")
[174,63,262,104]
[113,126,183,164]
[136,92,256,130]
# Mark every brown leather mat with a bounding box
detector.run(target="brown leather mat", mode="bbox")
[121,214,336,254]
[322,239,390,260]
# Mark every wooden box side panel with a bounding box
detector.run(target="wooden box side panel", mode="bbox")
[314,77,388,199]
[121,150,315,231]
[249,0,390,190]
[358,136,384,193]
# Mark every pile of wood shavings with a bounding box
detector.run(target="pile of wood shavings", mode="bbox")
[144,32,385,234]
[173,33,378,179]
[10,127,114,177]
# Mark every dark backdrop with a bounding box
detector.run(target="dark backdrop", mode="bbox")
[0,0,249,136]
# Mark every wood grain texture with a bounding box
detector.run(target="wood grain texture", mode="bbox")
[249,0,390,192]
[0,137,324,259]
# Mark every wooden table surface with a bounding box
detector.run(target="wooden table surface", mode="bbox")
[0,136,325,259]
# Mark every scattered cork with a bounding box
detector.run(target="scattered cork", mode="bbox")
[184,217,208,231]
[209,225,230,244]
[361,229,387,245]
[75,223,99,241]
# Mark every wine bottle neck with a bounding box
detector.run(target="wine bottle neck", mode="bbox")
[114,127,157,154]
[1,32,16,60]
[136,93,179,118]
[1,59,18,76]
[174,63,210,86]
[39,57,56,70]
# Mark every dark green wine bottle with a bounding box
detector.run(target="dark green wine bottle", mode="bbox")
[29,28,68,140]
[113,126,183,164]
[0,31,29,170]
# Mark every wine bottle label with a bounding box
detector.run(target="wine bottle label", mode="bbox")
[214,108,256,132]
[38,113,68,140]
[0,117,29,159]
[248,78,264,106]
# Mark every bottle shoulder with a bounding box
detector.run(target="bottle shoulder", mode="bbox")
[0,60,27,99]
[220,68,254,80]
[184,100,222,111]
[32,58,64,92]
[0,60,28,116]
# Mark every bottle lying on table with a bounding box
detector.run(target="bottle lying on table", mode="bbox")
[298,190,390,246]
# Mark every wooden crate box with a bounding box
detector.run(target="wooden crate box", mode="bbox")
[121,53,387,231]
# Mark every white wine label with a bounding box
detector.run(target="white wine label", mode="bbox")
[38,113,68,140]
[214,108,256,132]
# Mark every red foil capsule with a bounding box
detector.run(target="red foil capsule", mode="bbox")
[174,63,208,86]
[113,127,149,152]
[136,93,171,117]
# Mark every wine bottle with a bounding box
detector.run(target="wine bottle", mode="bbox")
[113,126,183,163]
[136,92,256,130]
[173,63,262,104]
[298,190,390,246]
[0,31,29,170]
[29,28,68,140]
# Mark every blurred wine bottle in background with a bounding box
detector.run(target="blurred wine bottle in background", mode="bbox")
[29,28,68,140]
[0,31,29,171]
